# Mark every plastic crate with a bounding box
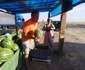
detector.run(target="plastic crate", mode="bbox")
[0,49,24,70]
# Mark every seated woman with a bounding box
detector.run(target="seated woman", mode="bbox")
[43,18,55,47]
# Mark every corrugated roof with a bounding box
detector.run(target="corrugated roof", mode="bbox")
[0,0,85,17]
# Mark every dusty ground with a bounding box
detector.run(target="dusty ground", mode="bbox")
[27,22,85,70]
[0,22,85,70]
[21,22,85,70]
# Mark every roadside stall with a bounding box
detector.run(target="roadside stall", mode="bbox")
[0,0,84,70]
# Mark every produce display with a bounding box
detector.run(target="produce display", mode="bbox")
[0,48,14,63]
[1,39,14,49]
[12,43,19,51]
[0,33,20,65]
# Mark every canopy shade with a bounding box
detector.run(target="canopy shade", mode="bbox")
[0,0,85,17]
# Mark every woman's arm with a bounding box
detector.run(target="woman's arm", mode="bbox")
[50,24,55,30]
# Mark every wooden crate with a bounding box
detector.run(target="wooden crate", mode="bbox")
[0,49,24,70]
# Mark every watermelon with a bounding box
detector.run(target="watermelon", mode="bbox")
[0,48,14,62]
[0,36,6,42]
[6,34,12,40]
[11,33,16,37]
[12,43,19,51]
[5,33,16,42]
[17,32,22,39]
[0,46,2,49]
[0,61,2,65]
[0,36,6,46]
[1,39,14,49]
[34,28,43,38]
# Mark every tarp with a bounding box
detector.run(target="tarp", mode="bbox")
[0,0,85,17]
[51,0,85,17]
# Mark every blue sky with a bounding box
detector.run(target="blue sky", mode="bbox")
[21,3,85,22]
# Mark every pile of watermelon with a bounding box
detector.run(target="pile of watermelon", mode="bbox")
[0,33,21,65]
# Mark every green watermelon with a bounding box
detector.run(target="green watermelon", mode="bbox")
[0,61,2,65]
[11,33,16,37]
[1,39,14,49]
[6,34,12,40]
[0,48,14,62]
[34,28,43,38]
[0,36,6,46]
[0,46,2,49]
[12,43,19,51]
[17,32,22,39]
[6,33,16,42]
[0,36,6,42]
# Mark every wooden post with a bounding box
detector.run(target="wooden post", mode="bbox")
[57,0,72,54]
[58,12,67,53]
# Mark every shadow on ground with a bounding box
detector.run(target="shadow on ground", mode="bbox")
[21,42,85,70]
